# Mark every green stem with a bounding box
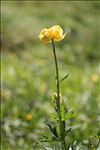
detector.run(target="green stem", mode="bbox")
[51,39,66,150]
[51,39,60,111]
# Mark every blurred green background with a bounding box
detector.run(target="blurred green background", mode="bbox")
[1,1,100,150]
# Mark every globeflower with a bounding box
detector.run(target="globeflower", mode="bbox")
[39,25,66,42]
[25,113,33,121]
[39,25,68,149]
[91,73,99,82]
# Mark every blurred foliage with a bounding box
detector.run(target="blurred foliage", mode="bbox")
[1,1,100,150]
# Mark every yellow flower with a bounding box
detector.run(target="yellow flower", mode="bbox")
[39,28,52,42]
[91,74,99,82]
[25,113,33,121]
[39,25,66,42]
[49,25,66,41]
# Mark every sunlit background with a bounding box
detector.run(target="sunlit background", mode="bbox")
[1,1,100,149]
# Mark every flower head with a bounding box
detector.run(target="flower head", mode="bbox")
[91,74,99,82]
[25,113,33,121]
[39,25,66,43]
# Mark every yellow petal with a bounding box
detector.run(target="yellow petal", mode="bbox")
[50,25,65,41]
[39,25,66,43]
[39,28,52,42]
[50,25,63,35]
[54,32,66,41]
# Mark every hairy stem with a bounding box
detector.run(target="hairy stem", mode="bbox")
[52,39,66,150]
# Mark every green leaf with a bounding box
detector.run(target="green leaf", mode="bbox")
[61,100,67,121]
[39,135,51,143]
[50,112,59,121]
[46,123,59,139]
[53,126,59,138]
[65,109,78,120]
[65,128,72,135]
[98,130,100,137]
[41,135,49,139]
[60,74,69,83]
[43,146,53,150]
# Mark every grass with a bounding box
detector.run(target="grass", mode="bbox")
[1,1,100,149]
